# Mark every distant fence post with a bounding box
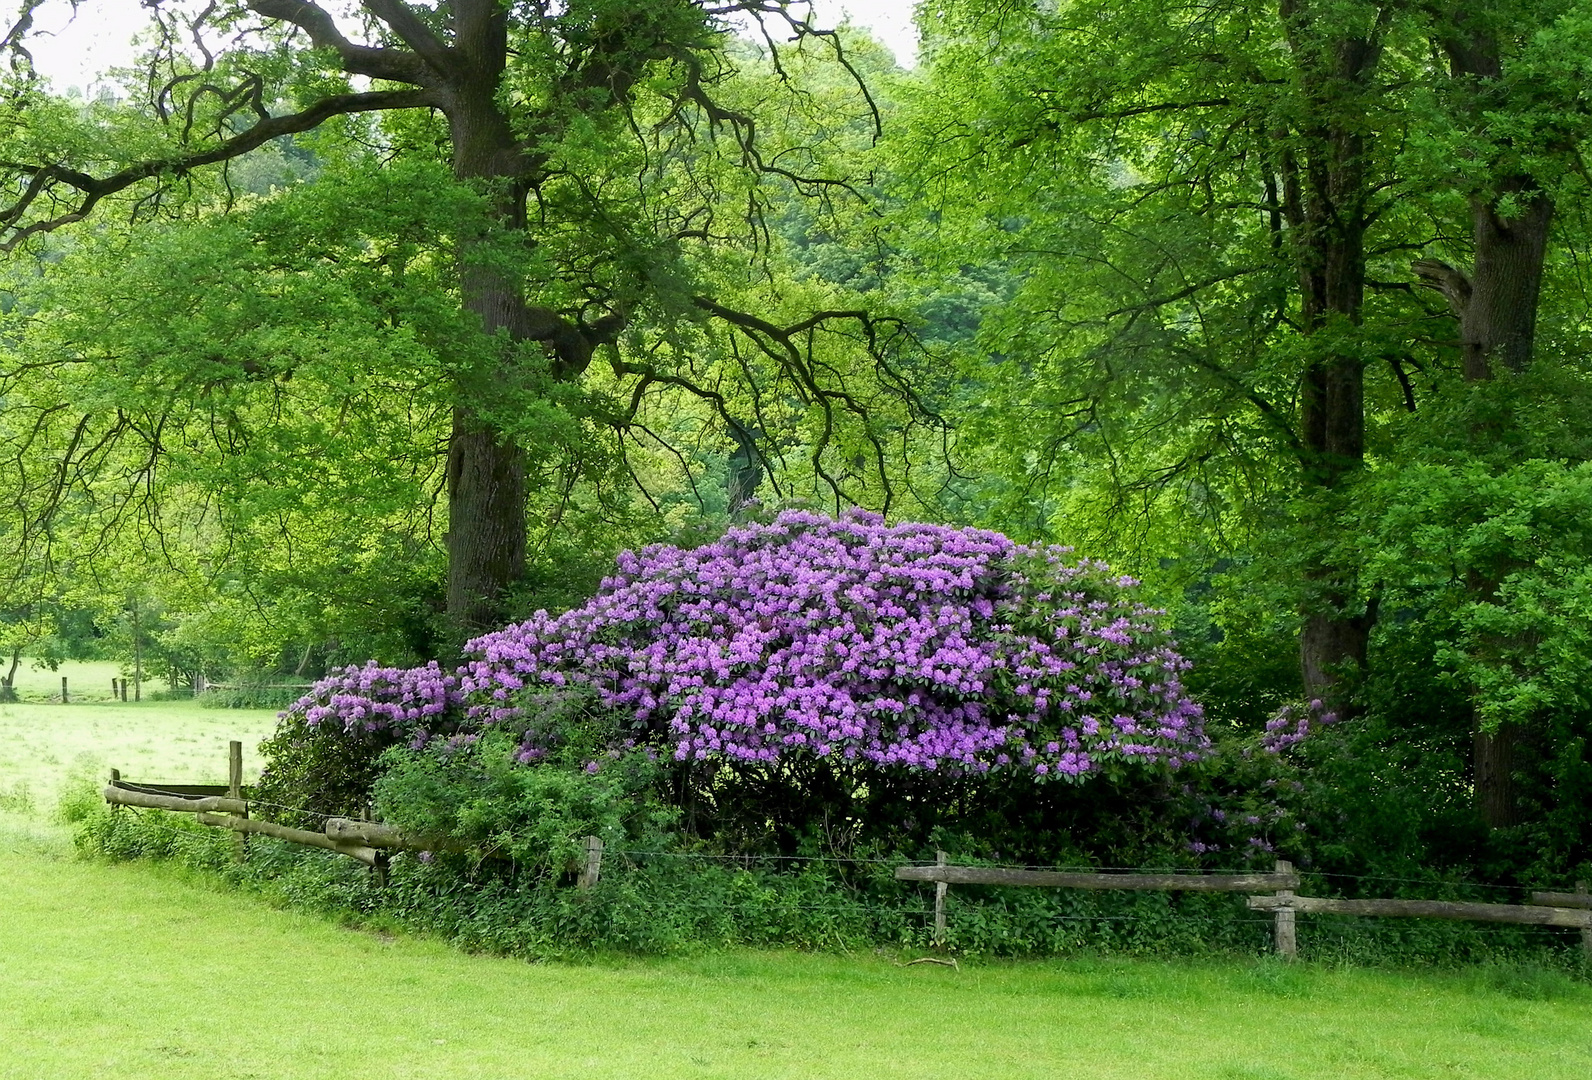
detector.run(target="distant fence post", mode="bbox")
[1272,859,1297,959]
[60,676,68,703]
[228,740,247,862]
[934,850,948,946]
[577,835,604,889]
[1580,881,1590,959]
[194,672,206,696]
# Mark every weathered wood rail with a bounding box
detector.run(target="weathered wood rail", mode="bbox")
[106,778,452,865]
[896,855,1301,946]
[896,864,1299,892]
[104,741,607,888]
[1246,893,1592,929]
[902,856,1592,958]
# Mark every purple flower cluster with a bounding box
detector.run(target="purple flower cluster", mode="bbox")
[285,511,1207,781]
[458,509,1206,779]
[1260,699,1339,753]
[289,660,461,740]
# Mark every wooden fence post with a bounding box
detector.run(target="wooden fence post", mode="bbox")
[577,835,604,889]
[1575,880,1591,958]
[228,740,247,863]
[1273,859,1297,959]
[934,850,948,946]
[60,676,68,703]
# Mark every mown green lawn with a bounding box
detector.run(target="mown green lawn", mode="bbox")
[1,833,1589,1080]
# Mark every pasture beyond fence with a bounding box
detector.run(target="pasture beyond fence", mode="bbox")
[104,741,1592,960]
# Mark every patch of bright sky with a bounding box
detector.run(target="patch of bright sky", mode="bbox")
[24,0,919,92]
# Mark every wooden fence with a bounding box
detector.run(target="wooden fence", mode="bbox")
[103,741,607,889]
[899,856,1592,957]
[105,742,1592,954]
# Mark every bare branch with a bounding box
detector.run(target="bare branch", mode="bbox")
[0,88,435,250]
[246,0,433,84]
[362,0,456,76]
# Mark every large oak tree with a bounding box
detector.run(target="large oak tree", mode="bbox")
[0,0,936,635]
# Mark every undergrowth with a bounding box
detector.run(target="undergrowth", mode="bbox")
[61,785,1592,975]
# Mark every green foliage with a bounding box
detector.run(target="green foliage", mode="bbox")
[199,679,316,711]
[372,731,677,877]
[68,800,1592,971]
[1361,455,1592,733]
[254,711,401,826]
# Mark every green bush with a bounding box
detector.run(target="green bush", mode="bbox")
[372,731,678,878]
[253,710,401,826]
[201,680,314,710]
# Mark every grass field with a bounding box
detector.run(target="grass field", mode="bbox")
[0,693,279,814]
[2,701,1590,1079]
[2,838,1590,1080]
[5,656,158,702]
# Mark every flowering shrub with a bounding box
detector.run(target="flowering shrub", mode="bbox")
[284,510,1206,784]
[295,660,461,733]
[1260,699,1340,754]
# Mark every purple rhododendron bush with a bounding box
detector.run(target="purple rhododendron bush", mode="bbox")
[260,510,1208,846]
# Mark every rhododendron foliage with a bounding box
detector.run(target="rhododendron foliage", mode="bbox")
[287,510,1207,780]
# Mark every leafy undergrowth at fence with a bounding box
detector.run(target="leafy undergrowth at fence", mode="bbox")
[66,790,1592,973]
[6,837,1591,1080]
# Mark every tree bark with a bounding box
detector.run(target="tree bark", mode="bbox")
[1414,14,1559,829]
[1461,188,1554,381]
[1456,186,1550,827]
[0,642,19,702]
[1473,719,1519,829]
[1280,0,1386,702]
[433,4,630,633]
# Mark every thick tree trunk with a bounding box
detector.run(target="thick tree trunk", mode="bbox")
[1278,2,1387,704]
[1291,137,1373,701]
[1428,16,1557,828]
[442,56,537,632]
[1473,721,1519,830]
[0,642,19,702]
[446,412,528,632]
[1414,184,1553,827]
[1461,189,1553,381]
[1459,193,1550,827]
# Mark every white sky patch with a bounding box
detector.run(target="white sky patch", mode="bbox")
[23,0,920,90]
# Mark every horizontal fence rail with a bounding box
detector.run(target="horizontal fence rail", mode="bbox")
[103,742,604,888]
[194,811,381,867]
[903,856,1592,958]
[1247,894,1592,930]
[104,786,247,815]
[1531,888,1592,910]
[895,865,1299,892]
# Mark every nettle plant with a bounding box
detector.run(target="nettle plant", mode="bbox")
[287,510,1207,784]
